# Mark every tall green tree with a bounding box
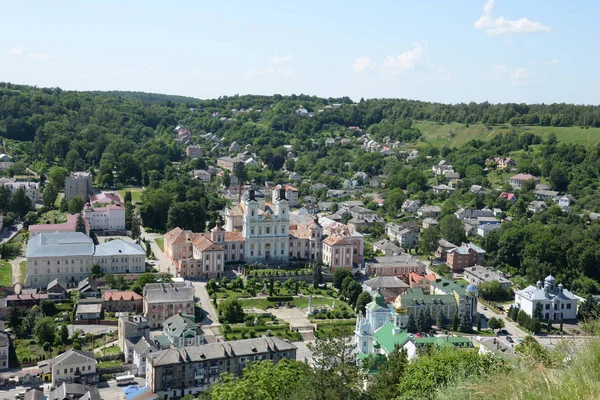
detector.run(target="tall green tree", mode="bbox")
[440,214,466,245]
[355,292,372,316]
[312,263,323,289]
[42,183,59,209]
[332,269,353,290]
[68,195,84,214]
[419,226,441,255]
[75,212,87,233]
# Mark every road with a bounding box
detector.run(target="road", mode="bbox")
[192,281,220,327]
[96,378,148,400]
[140,226,172,275]
[293,341,313,362]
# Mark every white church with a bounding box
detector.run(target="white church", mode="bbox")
[514,275,579,320]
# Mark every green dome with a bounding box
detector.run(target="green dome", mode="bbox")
[367,289,388,310]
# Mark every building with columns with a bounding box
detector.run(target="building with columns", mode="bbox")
[164,188,364,278]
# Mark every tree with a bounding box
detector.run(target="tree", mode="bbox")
[436,311,446,329]
[452,312,459,331]
[218,298,245,323]
[459,312,472,332]
[368,346,409,400]
[345,281,363,308]
[59,197,68,212]
[341,276,354,298]
[333,269,353,290]
[131,215,141,240]
[10,188,33,217]
[58,324,69,344]
[167,201,206,232]
[25,211,38,226]
[488,317,500,332]
[68,195,84,214]
[268,277,274,296]
[42,183,59,209]
[312,263,323,288]
[477,315,482,332]
[479,281,512,301]
[145,239,151,258]
[417,308,430,332]
[124,191,132,203]
[34,317,56,346]
[355,292,372,315]
[533,302,543,321]
[139,189,173,231]
[48,166,68,190]
[407,312,418,333]
[440,214,466,245]
[75,212,87,233]
[419,226,441,255]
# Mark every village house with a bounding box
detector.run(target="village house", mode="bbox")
[186,145,203,159]
[498,192,517,203]
[372,239,402,256]
[464,265,511,289]
[366,254,426,281]
[528,200,547,213]
[363,276,409,302]
[217,156,244,172]
[422,218,438,229]
[75,303,102,320]
[401,200,421,213]
[191,169,211,182]
[417,205,442,218]
[51,350,98,388]
[386,222,420,247]
[162,313,204,348]
[408,272,437,295]
[509,173,540,189]
[485,157,516,170]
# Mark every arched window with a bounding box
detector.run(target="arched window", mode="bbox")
[266,227,270,234]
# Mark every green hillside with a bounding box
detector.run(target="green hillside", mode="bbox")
[416,121,600,148]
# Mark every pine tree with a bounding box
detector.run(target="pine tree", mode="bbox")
[131,216,141,240]
[269,277,274,297]
[417,309,427,332]
[477,315,482,332]
[145,239,151,258]
[75,212,87,233]
[407,312,417,333]
[452,312,459,331]
[436,312,445,329]
[459,312,472,332]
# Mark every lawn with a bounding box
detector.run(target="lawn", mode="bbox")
[118,188,144,204]
[98,360,122,369]
[19,261,26,283]
[314,320,356,339]
[0,262,12,287]
[222,323,302,342]
[154,238,164,252]
[14,339,45,364]
[37,210,67,224]
[415,121,600,148]
[95,345,121,357]
[238,296,350,311]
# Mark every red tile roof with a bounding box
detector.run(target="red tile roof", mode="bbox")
[104,291,142,302]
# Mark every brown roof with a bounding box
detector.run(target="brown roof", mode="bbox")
[224,232,244,242]
[290,228,311,239]
[164,227,186,243]
[323,236,352,246]
[104,291,142,302]
[192,236,223,252]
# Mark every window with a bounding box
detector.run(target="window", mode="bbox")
[567,303,572,309]
[266,227,270,234]
[545,304,550,310]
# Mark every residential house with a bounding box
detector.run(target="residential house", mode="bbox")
[444,170,461,180]
[51,350,98,387]
[469,185,488,195]
[401,200,421,213]
[126,336,157,377]
[163,313,204,348]
[432,162,454,175]
[557,195,575,211]
[528,200,547,213]
[534,189,559,200]
[386,222,419,247]
[23,388,44,400]
[446,242,486,273]
[417,205,441,218]
[0,180,41,203]
[65,172,93,202]
[191,169,211,182]
[143,282,196,328]
[77,278,98,298]
[514,275,578,321]
[47,279,67,299]
[186,145,203,159]
[485,157,516,170]
[406,150,419,161]
[146,338,297,398]
[464,265,511,289]
[477,224,500,237]
[217,157,244,172]
[498,192,517,203]
[288,172,302,182]
[372,239,402,256]
[429,277,478,322]
[104,291,143,313]
[432,184,455,195]
[273,184,299,207]
[509,173,540,189]
[118,315,151,351]
[435,239,457,260]
[455,208,494,221]
[75,304,102,320]
[422,218,438,229]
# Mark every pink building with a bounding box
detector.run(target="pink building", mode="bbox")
[28,213,89,236]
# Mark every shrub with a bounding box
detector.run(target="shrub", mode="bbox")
[266,296,294,302]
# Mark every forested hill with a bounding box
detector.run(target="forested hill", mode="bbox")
[84,90,201,104]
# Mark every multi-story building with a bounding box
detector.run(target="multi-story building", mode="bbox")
[146,338,297,398]
[83,203,126,231]
[509,173,540,190]
[65,172,93,202]
[217,156,244,172]
[322,236,354,269]
[514,275,579,321]
[93,240,145,274]
[408,272,437,295]
[394,287,458,324]
[103,291,143,313]
[446,242,486,273]
[29,213,89,237]
[429,277,478,323]
[143,282,196,328]
[0,180,40,203]
[272,184,299,207]
[163,313,204,348]
[463,265,511,289]
[366,255,426,281]
[186,145,204,159]
[51,350,98,388]
[118,315,151,351]
[0,331,8,371]
[386,222,420,247]
[25,232,145,288]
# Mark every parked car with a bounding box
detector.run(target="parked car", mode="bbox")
[506,336,513,343]
[517,337,523,343]
[499,329,509,335]
[481,305,488,311]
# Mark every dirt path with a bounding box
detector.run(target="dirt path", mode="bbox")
[11,256,25,285]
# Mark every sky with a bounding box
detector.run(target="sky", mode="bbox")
[1,0,598,104]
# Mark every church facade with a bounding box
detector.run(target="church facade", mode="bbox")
[164,188,364,279]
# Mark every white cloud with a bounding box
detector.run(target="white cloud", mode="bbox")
[547,58,559,65]
[269,54,291,64]
[8,46,24,56]
[382,42,426,72]
[490,64,529,85]
[28,53,52,61]
[351,56,376,73]
[475,0,551,35]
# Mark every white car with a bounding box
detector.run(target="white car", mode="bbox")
[481,305,488,311]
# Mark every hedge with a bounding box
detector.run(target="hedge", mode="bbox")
[266,296,294,302]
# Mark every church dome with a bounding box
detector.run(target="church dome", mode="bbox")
[545,275,556,283]
[368,289,388,310]
[466,283,478,294]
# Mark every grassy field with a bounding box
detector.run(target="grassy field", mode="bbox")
[118,187,144,204]
[154,238,164,252]
[238,296,349,310]
[222,323,302,342]
[314,320,356,339]
[37,210,67,224]
[14,339,45,364]
[0,262,12,287]
[415,121,600,148]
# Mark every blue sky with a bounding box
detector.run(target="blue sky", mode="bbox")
[1,0,597,104]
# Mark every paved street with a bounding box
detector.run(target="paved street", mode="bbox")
[293,341,313,362]
[192,281,220,327]
[97,378,147,400]
[140,227,172,275]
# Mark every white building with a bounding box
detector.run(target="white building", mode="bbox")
[83,203,126,231]
[514,275,579,321]
[0,179,40,203]
[272,184,299,208]
[25,232,145,288]
[65,172,93,202]
[51,350,98,388]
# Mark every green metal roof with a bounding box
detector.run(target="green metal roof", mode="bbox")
[415,336,473,348]
[398,287,456,307]
[367,289,390,311]
[431,277,471,297]
[372,321,411,355]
